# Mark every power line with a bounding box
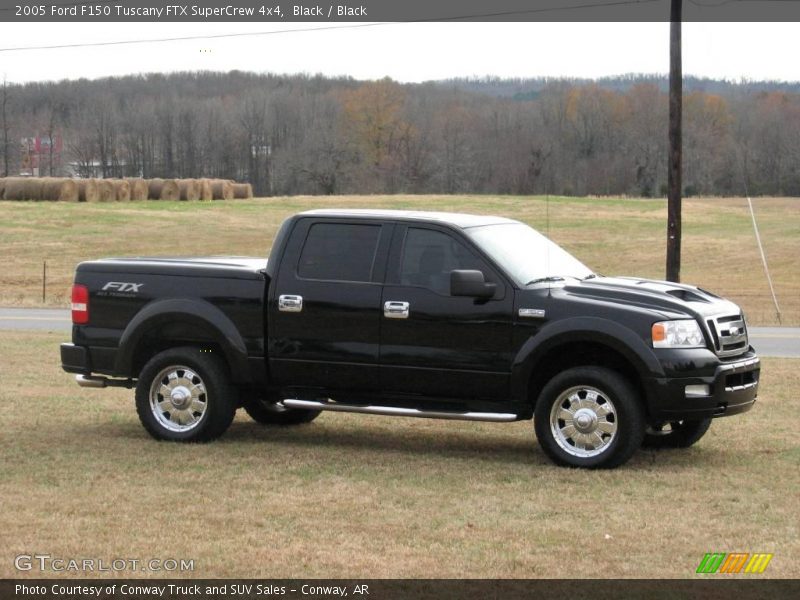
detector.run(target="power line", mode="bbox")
[0,22,391,52]
[0,0,661,53]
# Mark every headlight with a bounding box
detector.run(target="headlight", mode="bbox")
[652,320,706,348]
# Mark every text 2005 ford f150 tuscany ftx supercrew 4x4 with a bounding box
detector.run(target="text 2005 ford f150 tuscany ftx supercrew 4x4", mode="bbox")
[60,210,760,468]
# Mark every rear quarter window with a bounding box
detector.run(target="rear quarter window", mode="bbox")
[297,223,381,282]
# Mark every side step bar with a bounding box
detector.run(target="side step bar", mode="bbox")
[76,375,136,389]
[281,398,519,422]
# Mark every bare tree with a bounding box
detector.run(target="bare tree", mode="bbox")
[1,70,798,197]
[42,92,65,176]
[239,93,272,195]
[1,77,12,177]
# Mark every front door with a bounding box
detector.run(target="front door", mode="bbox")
[379,224,514,401]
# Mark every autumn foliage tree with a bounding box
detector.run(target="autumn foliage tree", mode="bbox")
[3,71,800,197]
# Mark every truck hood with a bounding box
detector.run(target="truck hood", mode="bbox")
[560,276,742,321]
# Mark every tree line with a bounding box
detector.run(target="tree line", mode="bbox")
[1,71,798,197]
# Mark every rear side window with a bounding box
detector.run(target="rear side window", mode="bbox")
[298,223,381,282]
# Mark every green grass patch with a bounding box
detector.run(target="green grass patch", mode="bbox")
[0,195,797,324]
[0,331,798,578]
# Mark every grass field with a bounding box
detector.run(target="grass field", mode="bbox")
[0,195,797,325]
[0,330,798,579]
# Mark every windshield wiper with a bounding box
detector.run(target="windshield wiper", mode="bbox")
[525,276,566,285]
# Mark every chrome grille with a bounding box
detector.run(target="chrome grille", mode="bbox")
[706,314,748,357]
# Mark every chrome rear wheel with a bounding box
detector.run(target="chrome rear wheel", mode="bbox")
[149,365,208,433]
[136,347,237,442]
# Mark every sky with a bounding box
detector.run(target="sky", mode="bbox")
[1,21,799,84]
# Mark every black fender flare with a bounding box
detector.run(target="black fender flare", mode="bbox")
[510,316,664,403]
[114,298,251,382]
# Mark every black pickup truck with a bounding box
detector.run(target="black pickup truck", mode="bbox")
[60,209,760,468]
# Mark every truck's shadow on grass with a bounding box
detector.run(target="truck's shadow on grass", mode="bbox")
[74,420,714,470]
[223,421,712,470]
[237,424,544,466]
[99,419,547,466]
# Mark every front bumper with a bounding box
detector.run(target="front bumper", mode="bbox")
[646,351,760,422]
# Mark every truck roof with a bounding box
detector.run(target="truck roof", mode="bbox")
[299,209,517,229]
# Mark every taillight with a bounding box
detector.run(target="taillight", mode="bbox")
[71,284,89,324]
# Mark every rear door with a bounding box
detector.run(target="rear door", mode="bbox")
[268,217,392,392]
[379,224,515,401]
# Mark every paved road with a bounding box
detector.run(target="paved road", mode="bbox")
[748,327,800,358]
[0,308,72,331]
[1,308,799,358]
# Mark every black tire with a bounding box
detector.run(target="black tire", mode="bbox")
[135,346,237,442]
[534,366,645,469]
[242,395,321,426]
[642,418,712,449]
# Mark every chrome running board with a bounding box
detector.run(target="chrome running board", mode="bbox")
[281,398,519,422]
[75,375,136,389]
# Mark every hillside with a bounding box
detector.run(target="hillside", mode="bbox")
[2,71,799,197]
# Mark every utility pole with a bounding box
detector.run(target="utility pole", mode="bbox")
[666,0,682,282]
[1,77,10,177]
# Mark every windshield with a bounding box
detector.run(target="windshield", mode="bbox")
[465,222,593,286]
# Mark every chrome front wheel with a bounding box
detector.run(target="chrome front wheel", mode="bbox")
[549,385,618,458]
[534,366,645,469]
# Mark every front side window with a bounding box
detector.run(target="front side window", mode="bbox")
[399,227,492,295]
[298,223,380,282]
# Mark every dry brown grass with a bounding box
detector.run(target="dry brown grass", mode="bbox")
[0,195,797,324]
[0,330,797,579]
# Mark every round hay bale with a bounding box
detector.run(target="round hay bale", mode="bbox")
[2,177,30,200]
[26,177,44,200]
[39,177,59,201]
[4,177,44,200]
[97,179,115,202]
[60,178,79,202]
[77,179,99,203]
[199,178,214,201]
[127,178,148,201]
[147,178,165,200]
[160,178,180,201]
[211,179,234,201]
[114,179,131,202]
[41,178,79,202]
[232,183,254,199]
[177,179,200,201]
[147,178,180,201]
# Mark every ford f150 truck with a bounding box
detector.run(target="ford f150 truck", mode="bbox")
[60,209,760,468]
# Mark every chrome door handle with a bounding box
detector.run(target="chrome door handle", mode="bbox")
[278,294,303,312]
[384,301,410,319]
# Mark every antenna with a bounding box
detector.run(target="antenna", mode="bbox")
[740,150,782,324]
[546,188,550,238]
[545,187,551,297]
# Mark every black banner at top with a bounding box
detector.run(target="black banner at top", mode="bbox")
[1,0,800,23]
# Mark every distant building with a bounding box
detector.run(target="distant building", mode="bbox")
[20,135,63,176]
[64,160,131,178]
